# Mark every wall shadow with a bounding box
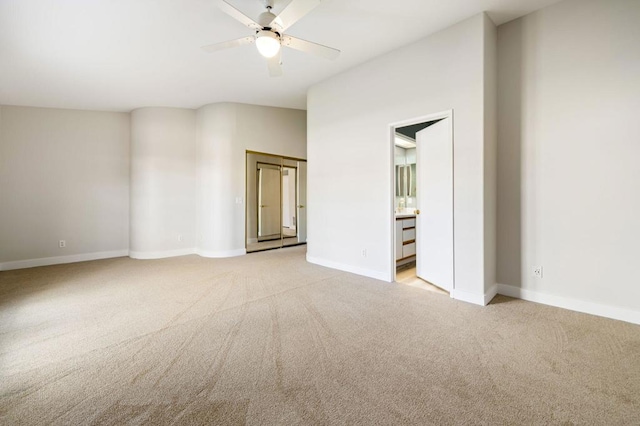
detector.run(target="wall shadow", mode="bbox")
[496,19,524,288]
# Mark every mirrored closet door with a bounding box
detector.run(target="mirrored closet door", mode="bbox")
[246,152,307,253]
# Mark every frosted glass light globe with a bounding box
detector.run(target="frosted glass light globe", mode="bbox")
[256,31,281,58]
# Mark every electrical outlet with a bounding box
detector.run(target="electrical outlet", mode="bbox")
[362,249,367,258]
[59,240,66,248]
[533,266,543,278]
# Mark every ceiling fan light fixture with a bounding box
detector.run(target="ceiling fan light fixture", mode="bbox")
[255,30,281,58]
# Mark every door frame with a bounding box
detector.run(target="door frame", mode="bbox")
[389,109,454,288]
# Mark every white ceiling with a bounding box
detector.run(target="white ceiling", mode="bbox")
[0,0,561,112]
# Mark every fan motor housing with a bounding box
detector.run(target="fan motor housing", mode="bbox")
[258,11,277,27]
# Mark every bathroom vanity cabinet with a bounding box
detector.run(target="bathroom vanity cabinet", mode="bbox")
[396,216,416,266]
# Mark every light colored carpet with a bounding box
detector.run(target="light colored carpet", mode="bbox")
[1,246,639,425]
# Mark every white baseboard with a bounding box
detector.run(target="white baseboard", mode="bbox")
[0,250,129,271]
[0,247,249,271]
[306,255,390,282]
[197,248,246,258]
[484,283,498,305]
[129,248,196,260]
[497,283,640,325]
[450,287,492,306]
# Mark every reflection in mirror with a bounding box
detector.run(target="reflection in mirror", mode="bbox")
[396,165,406,197]
[257,163,281,241]
[409,163,417,198]
[282,166,298,245]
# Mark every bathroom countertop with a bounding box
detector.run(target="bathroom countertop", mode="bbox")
[395,213,416,219]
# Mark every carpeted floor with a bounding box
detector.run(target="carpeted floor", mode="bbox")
[1,246,639,425]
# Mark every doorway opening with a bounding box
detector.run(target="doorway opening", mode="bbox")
[390,111,454,295]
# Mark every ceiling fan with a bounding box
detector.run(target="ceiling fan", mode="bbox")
[201,0,340,77]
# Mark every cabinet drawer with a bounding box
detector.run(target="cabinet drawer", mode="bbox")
[403,242,416,258]
[402,228,415,242]
[402,218,415,229]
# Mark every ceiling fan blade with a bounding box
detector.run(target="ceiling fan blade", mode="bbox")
[201,36,255,53]
[281,35,340,60]
[217,0,262,30]
[267,51,283,77]
[269,0,321,32]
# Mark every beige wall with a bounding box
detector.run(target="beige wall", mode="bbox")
[0,106,130,266]
[497,0,640,316]
[0,103,305,267]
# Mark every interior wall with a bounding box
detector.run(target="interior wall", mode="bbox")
[196,103,306,257]
[307,13,495,303]
[497,0,640,319]
[0,102,304,268]
[130,107,196,258]
[483,13,498,299]
[0,105,130,268]
[195,103,236,257]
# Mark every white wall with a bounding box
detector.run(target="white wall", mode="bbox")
[196,103,306,257]
[497,0,640,322]
[307,14,497,303]
[0,106,130,269]
[196,103,240,257]
[483,14,498,300]
[130,108,196,258]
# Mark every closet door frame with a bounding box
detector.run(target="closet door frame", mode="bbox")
[246,150,308,253]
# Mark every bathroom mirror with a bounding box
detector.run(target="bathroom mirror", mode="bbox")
[394,135,417,211]
[396,165,413,197]
[409,163,416,198]
[396,165,405,197]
